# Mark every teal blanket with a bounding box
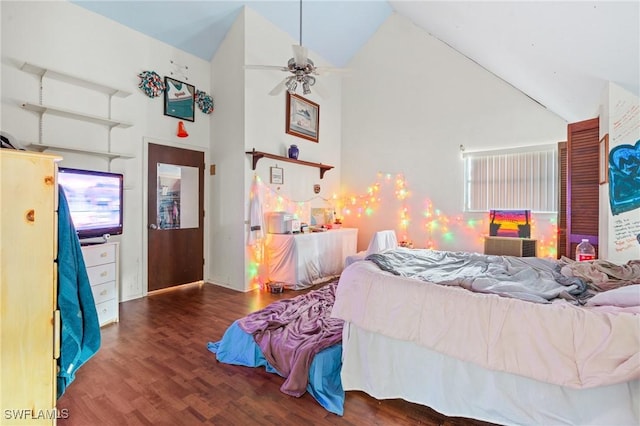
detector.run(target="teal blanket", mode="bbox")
[57,186,101,398]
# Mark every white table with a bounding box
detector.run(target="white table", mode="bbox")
[264,228,358,289]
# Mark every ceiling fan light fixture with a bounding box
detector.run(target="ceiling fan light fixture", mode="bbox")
[286,79,298,94]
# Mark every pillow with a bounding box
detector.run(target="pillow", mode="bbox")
[586,285,640,308]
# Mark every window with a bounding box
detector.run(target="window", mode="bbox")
[463,144,558,213]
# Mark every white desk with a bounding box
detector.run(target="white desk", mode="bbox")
[265,228,358,289]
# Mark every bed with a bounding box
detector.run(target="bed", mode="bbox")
[331,248,640,425]
[207,282,346,415]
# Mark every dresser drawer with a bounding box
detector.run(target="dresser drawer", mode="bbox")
[86,262,116,286]
[95,300,118,326]
[81,242,119,327]
[82,244,116,267]
[91,281,116,305]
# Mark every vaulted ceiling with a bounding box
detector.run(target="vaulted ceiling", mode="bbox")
[71,1,639,123]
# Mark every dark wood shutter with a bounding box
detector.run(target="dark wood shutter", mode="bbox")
[558,141,567,258]
[566,118,599,259]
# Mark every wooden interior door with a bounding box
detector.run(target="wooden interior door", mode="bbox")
[148,142,204,291]
[566,118,599,259]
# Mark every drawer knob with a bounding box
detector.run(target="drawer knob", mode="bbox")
[100,252,108,258]
[100,290,107,296]
[100,271,107,277]
[26,209,35,222]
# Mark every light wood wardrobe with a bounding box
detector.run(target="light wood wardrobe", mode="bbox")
[1,149,61,425]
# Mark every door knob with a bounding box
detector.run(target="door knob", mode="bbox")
[149,224,158,230]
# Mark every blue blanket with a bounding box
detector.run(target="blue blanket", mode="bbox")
[57,186,101,398]
[208,322,344,415]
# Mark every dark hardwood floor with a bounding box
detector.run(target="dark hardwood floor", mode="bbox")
[57,282,496,426]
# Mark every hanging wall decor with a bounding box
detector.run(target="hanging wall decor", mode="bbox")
[137,71,165,98]
[286,92,319,142]
[270,166,284,185]
[195,89,214,114]
[164,76,195,122]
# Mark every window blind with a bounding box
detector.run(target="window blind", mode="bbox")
[464,145,558,212]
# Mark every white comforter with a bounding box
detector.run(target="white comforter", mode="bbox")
[331,260,640,389]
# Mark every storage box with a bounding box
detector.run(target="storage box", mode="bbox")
[266,211,294,234]
[266,282,284,293]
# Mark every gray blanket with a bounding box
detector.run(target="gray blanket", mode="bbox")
[366,248,586,303]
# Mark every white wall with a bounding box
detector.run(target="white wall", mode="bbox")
[210,7,343,291]
[1,3,590,301]
[1,1,212,301]
[341,13,567,255]
[243,7,343,226]
[599,83,640,262]
[209,7,246,290]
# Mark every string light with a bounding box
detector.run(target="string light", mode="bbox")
[247,172,559,289]
[336,172,557,258]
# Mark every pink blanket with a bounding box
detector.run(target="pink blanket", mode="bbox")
[237,283,343,397]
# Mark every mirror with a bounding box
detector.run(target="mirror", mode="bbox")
[156,163,199,230]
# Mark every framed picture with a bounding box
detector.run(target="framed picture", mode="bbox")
[286,93,319,142]
[164,77,195,122]
[599,133,609,184]
[270,166,284,185]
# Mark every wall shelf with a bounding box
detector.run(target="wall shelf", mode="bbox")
[26,143,134,160]
[19,60,135,161]
[20,62,131,98]
[246,149,334,179]
[22,102,133,129]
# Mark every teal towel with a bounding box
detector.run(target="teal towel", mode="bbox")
[57,186,101,398]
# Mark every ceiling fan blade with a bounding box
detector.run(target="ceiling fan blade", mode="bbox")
[268,78,288,96]
[313,66,350,76]
[292,44,308,66]
[245,64,289,72]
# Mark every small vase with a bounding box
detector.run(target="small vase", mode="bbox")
[288,144,299,160]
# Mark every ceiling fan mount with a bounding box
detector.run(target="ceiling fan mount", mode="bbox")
[287,57,314,75]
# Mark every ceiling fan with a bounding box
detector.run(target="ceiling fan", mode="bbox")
[245,0,343,96]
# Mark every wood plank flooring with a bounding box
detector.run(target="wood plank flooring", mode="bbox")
[56,282,497,426]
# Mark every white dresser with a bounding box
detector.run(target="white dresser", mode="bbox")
[82,242,119,326]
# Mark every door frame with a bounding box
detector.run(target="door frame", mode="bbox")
[141,137,209,297]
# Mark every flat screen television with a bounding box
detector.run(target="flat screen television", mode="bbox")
[58,167,123,240]
[489,209,531,238]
